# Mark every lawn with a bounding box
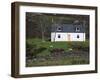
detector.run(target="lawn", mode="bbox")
[26,38,89,67]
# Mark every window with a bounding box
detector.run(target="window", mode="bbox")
[58,27,61,30]
[77,35,79,38]
[58,34,61,38]
[57,26,62,31]
[76,27,80,32]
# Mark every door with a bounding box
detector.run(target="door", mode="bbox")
[67,34,71,41]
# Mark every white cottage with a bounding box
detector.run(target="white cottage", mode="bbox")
[51,22,85,42]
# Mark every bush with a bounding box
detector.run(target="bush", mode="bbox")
[50,48,65,53]
[69,41,89,51]
[26,41,37,58]
[49,48,65,58]
[45,38,51,41]
[34,47,47,54]
[26,41,47,59]
[71,59,88,64]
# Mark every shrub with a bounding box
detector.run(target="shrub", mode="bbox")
[49,48,65,58]
[26,41,47,59]
[50,48,65,53]
[71,58,88,64]
[26,41,36,58]
[34,47,47,54]
[69,41,89,52]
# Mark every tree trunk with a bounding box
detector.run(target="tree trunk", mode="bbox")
[40,21,45,42]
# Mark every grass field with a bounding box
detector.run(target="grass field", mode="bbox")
[26,38,89,67]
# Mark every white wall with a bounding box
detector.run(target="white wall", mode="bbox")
[0,0,100,80]
[51,33,67,41]
[69,33,85,41]
[51,33,85,41]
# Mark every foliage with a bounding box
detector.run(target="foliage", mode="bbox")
[69,41,89,51]
[26,38,89,67]
[50,48,65,53]
[26,41,47,59]
[26,12,89,40]
[71,58,89,64]
[26,57,89,67]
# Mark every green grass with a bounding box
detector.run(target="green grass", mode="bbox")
[26,38,70,49]
[26,38,89,67]
[26,38,71,56]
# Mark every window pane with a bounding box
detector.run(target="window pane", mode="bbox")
[58,34,61,38]
[77,35,79,38]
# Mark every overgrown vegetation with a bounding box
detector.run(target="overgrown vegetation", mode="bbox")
[26,38,89,67]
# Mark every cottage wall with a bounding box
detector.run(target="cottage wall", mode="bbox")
[51,32,85,41]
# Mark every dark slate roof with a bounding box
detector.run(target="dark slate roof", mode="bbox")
[51,24,85,33]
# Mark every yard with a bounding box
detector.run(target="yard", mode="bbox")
[26,38,89,67]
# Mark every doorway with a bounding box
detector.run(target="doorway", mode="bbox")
[68,34,71,41]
